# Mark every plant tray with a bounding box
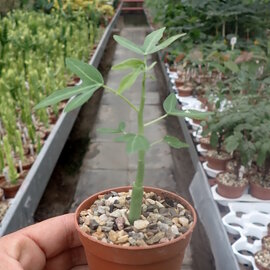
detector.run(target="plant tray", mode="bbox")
[196,144,207,156]
[222,202,270,269]
[211,184,270,205]
[202,162,222,178]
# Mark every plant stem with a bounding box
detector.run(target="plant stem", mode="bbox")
[150,138,163,147]
[103,85,139,112]
[129,56,147,224]
[144,114,168,127]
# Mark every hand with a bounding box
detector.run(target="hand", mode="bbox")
[0,213,87,270]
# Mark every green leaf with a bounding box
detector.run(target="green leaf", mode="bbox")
[172,110,213,119]
[113,35,144,55]
[147,33,186,54]
[164,135,188,149]
[147,61,157,71]
[225,136,239,153]
[115,134,150,153]
[126,135,150,153]
[224,61,239,73]
[34,84,99,110]
[97,122,126,134]
[142,27,166,54]
[163,93,177,114]
[257,148,266,166]
[117,69,141,94]
[163,94,212,119]
[115,133,135,142]
[210,132,219,148]
[66,58,104,85]
[64,90,95,112]
[112,58,144,70]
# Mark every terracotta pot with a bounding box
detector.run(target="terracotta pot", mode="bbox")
[216,174,247,199]
[0,179,23,199]
[199,138,213,151]
[192,119,202,125]
[169,67,177,73]
[175,79,184,88]
[250,181,270,200]
[262,235,270,251]
[75,186,197,270]
[255,249,270,270]
[177,87,193,97]
[197,96,208,105]
[206,153,231,171]
[0,188,4,201]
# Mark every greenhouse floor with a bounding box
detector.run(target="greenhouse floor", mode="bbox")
[35,15,214,270]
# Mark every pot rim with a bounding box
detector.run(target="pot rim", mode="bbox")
[75,186,197,251]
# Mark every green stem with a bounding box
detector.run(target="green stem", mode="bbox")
[144,114,168,127]
[150,138,163,147]
[103,85,139,112]
[129,56,147,224]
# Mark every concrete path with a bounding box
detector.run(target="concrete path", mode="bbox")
[71,26,192,269]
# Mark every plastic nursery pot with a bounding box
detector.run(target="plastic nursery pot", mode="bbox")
[254,249,270,270]
[0,179,23,199]
[206,152,232,171]
[75,186,197,270]
[249,181,270,200]
[216,173,248,199]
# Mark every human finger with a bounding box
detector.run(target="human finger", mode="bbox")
[21,213,81,259]
[44,246,87,270]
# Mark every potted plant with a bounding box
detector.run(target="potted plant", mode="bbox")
[35,27,210,269]
[0,136,23,198]
[254,249,270,270]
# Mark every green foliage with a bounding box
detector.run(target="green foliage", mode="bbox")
[3,136,19,184]
[36,27,208,223]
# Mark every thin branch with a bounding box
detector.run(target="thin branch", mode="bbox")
[144,114,168,127]
[103,85,139,112]
[150,138,163,147]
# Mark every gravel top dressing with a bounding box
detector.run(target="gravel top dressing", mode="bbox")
[78,190,193,247]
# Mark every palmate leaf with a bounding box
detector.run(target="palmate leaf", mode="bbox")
[163,93,177,114]
[114,28,185,56]
[97,122,126,134]
[164,135,188,149]
[112,58,144,70]
[117,68,142,94]
[147,34,186,55]
[66,58,103,85]
[115,133,150,153]
[142,27,166,54]
[64,90,95,112]
[34,84,100,109]
[113,35,144,55]
[163,93,212,119]
[35,59,104,111]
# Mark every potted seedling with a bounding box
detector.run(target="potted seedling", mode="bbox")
[36,27,210,270]
[249,119,270,200]
[0,136,23,198]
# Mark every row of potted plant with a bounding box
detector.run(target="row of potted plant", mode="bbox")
[0,4,114,208]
